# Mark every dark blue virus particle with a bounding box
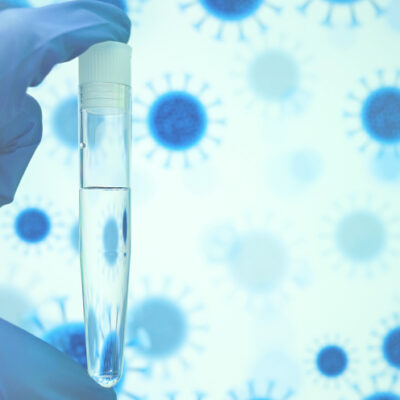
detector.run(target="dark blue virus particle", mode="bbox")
[335,211,386,263]
[129,296,188,358]
[180,0,282,40]
[103,217,119,265]
[43,322,87,369]
[382,327,400,369]
[298,0,384,27]
[70,221,79,254]
[364,394,400,400]
[122,209,128,244]
[148,91,207,151]
[52,96,78,149]
[361,87,400,145]
[198,0,263,21]
[15,207,51,243]
[316,345,348,377]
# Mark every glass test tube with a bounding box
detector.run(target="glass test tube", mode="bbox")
[78,41,132,388]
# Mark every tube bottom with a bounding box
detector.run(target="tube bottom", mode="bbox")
[91,372,121,388]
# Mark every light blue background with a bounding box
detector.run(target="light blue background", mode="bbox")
[2,0,400,399]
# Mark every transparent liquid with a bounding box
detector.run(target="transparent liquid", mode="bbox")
[79,187,131,387]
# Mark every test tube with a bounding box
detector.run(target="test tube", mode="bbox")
[78,41,132,388]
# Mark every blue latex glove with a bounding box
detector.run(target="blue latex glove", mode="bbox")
[0,318,118,400]
[0,0,131,206]
[0,1,130,399]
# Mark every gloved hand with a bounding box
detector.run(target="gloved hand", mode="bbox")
[0,318,117,400]
[0,0,131,206]
[0,1,130,399]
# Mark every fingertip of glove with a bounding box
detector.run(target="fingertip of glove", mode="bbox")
[75,0,132,42]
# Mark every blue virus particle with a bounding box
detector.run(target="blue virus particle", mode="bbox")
[297,0,385,27]
[148,92,207,151]
[316,345,348,377]
[43,322,88,369]
[382,327,400,369]
[199,0,264,20]
[103,217,119,266]
[70,221,79,254]
[308,336,355,387]
[361,87,400,144]
[180,0,282,40]
[228,380,294,400]
[345,71,400,155]
[335,210,386,263]
[51,96,78,149]
[129,296,189,359]
[14,207,51,244]
[133,74,224,168]
[365,394,400,400]
[33,298,144,397]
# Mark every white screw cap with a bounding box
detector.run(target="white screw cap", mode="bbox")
[79,41,131,87]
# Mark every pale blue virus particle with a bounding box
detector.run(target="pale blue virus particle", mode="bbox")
[370,153,400,182]
[202,219,304,308]
[345,71,400,155]
[179,0,282,40]
[227,380,294,400]
[70,220,79,254]
[335,210,386,263]
[297,0,385,27]
[386,0,400,32]
[103,217,119,266]
[14,207,51,244]
[52,96,78,150]
[133,74,224,167]
[228,231,289,293]
[166,393,207,400]
[126,279,207,376]
[290,150,322,183]
[249,50,300,102]
[234,44,312,115]
[128,297,189,359]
